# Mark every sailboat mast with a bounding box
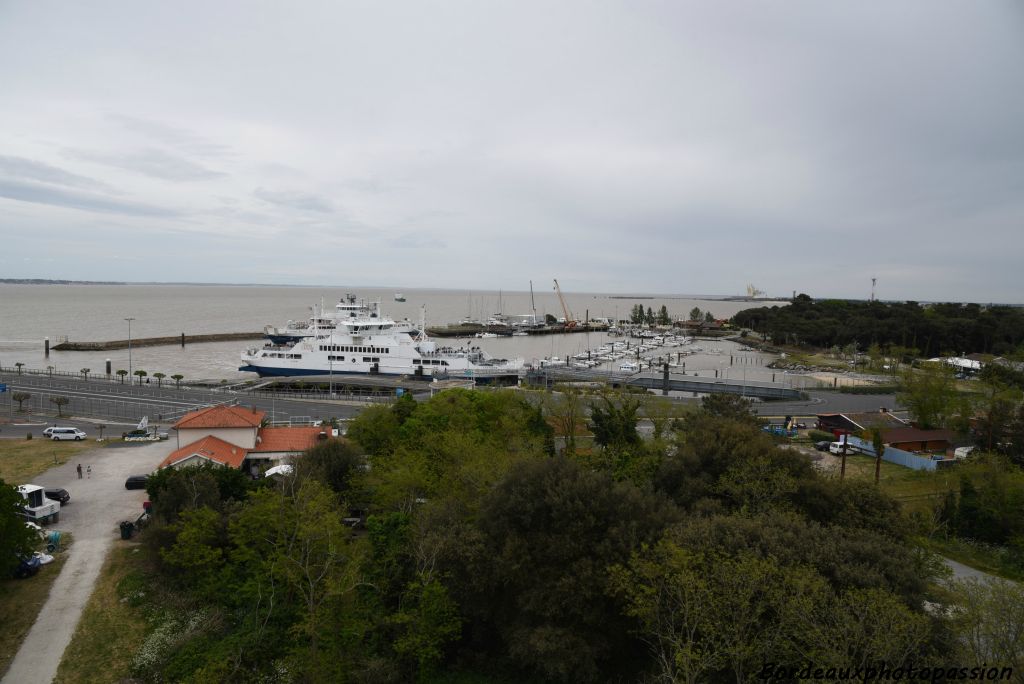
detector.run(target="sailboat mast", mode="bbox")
[530,280,537,324]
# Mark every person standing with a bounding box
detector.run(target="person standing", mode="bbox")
[77,463,83,479]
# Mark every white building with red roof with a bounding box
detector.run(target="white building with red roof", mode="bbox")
[158,435,249,470]
[166,404,326,476]
[173,405,265,450]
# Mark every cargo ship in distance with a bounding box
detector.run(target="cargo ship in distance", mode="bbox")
[240,295,524,383]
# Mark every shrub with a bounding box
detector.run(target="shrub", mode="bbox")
[808,429,834,442]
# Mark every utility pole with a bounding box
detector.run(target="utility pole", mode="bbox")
[840,431,849,480]
[124,317,135,384]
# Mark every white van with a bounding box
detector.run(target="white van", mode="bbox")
[45,427,86,441]
[829,441,856,455]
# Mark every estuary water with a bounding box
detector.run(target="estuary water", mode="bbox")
[0,284,787,382]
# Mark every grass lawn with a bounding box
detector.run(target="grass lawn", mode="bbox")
[56,543,149,684]
[839,454,960,515]
[0,439,95,483]
[0,535,73,678]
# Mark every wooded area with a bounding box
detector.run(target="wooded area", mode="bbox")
[52,389,1017,682]
[732,295,1024,357]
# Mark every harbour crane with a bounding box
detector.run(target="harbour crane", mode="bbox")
[553,279,577,328]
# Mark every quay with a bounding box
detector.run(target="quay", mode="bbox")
[51,332,263,351]
[426,323,610,338]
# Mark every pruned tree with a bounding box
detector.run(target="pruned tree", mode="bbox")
[133,369,148,385]
[49,396,70,417]
[171,374,184,388]
[12,392,30,412]
[80,367,90,381]
[116,369,128,384]
[153,372,166,387]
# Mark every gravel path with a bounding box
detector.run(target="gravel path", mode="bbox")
[2,440,174,684]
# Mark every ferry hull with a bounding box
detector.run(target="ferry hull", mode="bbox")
[239,364,519,385]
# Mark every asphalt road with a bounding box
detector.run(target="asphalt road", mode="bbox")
[0,372,369,433]
[1,440,176,684]
[754,390,900,420]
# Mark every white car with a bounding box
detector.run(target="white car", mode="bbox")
[44,427,87,441]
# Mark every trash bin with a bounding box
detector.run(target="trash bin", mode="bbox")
[119,521,135,540]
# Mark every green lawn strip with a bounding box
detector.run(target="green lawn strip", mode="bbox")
[56,543,149,684]
[839,454,959,514]
[0,535,73,678]
[0,439,95,483]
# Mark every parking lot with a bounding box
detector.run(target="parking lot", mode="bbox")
[1,440,175,684]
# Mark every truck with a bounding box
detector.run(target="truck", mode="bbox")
[16,484,61,525]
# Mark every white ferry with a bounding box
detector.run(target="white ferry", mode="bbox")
[241,296,523,383]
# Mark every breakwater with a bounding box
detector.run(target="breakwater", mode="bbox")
[52,332,263,351]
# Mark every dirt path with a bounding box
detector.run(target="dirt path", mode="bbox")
[2,440,174,684]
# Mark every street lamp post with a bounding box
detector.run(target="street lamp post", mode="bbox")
[125,317,135,384]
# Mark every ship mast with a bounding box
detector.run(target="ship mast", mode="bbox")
[530,280,537,325]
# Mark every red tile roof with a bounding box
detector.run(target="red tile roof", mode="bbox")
[158,435,248,469]
[174,405,265,429]
[251,427,324,453]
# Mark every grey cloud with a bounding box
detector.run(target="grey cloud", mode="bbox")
[254,187,333,213]
[68,148,225,182]
[0,179,180,217]
[388,233,446,250]
[106,114,230,158]
[0,155,111,191]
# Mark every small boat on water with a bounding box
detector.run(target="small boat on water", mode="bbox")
[394,293,406,302]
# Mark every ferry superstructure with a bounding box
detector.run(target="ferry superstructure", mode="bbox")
[264,294,415,344]
[241,296,523,382]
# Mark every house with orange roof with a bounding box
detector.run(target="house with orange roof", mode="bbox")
[164,406,329,476]
[246,426,326,473]
[158,435,249,470]
[173,404,265,449]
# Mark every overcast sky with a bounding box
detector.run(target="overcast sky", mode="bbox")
[1,1,1022,302]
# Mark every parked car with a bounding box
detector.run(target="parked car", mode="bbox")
[44,427,87,441]
[814,440,831,452]
[829,441,857,455]
[44,488,70,505]
[124,475,149,490]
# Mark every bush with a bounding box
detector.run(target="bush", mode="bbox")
[808,430,834,442]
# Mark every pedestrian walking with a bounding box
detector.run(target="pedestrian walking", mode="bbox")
[86,465,91,479]
[77,463,82,479]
